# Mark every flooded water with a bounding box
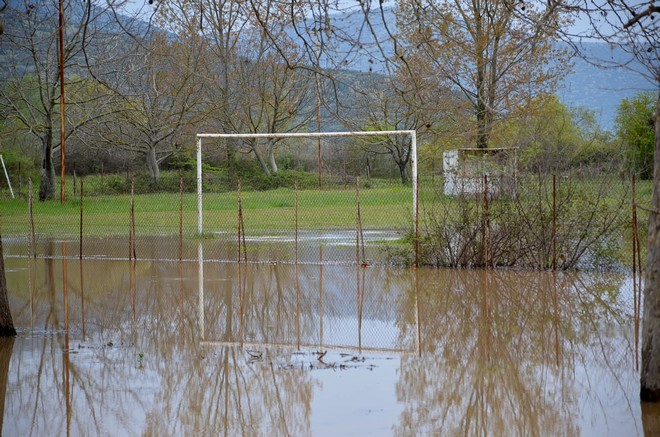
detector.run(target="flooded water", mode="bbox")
[1,238,655,436]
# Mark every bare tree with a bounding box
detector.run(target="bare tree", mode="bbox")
[232,31,313,177]
[353,77,432,183]
[395,0,570,149]
[0,0,119,200]
[154,0,313,178]
[91,31,207,182]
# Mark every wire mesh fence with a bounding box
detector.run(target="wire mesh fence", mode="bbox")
[0,161,652,274]
[1,152,647,366]
[198,263,419,354]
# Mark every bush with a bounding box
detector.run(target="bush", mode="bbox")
[413,170,630,270]
[615,92,655,179]
[0,149,38,183]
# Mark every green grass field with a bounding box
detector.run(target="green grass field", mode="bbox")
[0,185,417,237]
[1,173,651,244]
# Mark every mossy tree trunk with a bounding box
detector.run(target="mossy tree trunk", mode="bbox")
[641,88,660,401]
[0,230,16,337]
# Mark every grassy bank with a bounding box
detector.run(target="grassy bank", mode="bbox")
[1,184,416,237]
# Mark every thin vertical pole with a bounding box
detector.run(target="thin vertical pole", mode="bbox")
[179,176,183,262]
[552,174,557,270]
[196,137,203,235]
[552,273,560,366]
[295,179,300,348]
[415,268,422,356]
[632,175,640,370]
[79,251,85,339]
[58,0,66,204]
[62,241,68,330]
[415,176,420,268]
[411,131,418,225]
[483,175,491,268]
[294,179,299,266]
[79,179,86,336]
[79,179,83,260]
[356,177,366,266]
[319,245,324,350]
[237,179,246,263]
[356,177,360,266]
[130,177,136,260]
[237,179,242,263]
[357,264,362,353]
[28,178,36,259]
[130,255,136,324]
[0,155,14,199]
[64,331,71,437]
[295,256,300,350]
[197,242,205,339]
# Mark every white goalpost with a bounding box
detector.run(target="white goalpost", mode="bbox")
[195,130,417,236]
[0,154,15,199]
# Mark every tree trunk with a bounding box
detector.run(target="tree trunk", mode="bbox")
[398,161,409,184]
[641,88,660,401]
[267,139,279,176]
[38,134,56,201]
[0,337,14,435]
[253,146,271,177]
[643,402,660,435]
[475,11,489,150]
[146,146,160,183]
[0,229,16,337]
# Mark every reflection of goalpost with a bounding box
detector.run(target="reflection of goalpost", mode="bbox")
[195,131,417,235]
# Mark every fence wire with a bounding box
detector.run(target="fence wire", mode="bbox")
[0,167,651,273]
[1,160,647,366]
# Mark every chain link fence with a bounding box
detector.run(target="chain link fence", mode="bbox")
[1,149,648,364]
[0,158,652,273]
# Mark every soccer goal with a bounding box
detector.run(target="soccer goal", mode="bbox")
[195,130,418,237]
[197,130,419,265]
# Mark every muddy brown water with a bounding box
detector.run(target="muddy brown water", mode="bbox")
[0,238,654,436]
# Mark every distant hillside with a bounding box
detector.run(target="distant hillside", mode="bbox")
[315,7,656,131]
[559,42,655,130]
[2,3,654,132]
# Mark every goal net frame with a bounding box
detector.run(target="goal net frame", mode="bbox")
[195,130,418,235]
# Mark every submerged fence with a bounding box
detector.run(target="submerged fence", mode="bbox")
[2,167,651,362]
[0,168,651,273]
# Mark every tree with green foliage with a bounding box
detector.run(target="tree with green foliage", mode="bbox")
[494,95,612,171]
[615,92,656,179]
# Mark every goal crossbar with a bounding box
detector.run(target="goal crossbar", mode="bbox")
[196,130,417,235]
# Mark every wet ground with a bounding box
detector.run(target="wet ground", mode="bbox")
[0,238,654,436]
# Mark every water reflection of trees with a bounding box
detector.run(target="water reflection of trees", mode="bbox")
[2,250,640,435]
[4,255,319,435]
[395,269,635,436]
[201,263,415,353]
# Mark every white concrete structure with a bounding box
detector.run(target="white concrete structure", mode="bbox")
[442,148,517,198]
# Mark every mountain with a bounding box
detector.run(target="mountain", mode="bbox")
[559,42,655,130]
[316,7,656,131]
[2,2,654,132]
